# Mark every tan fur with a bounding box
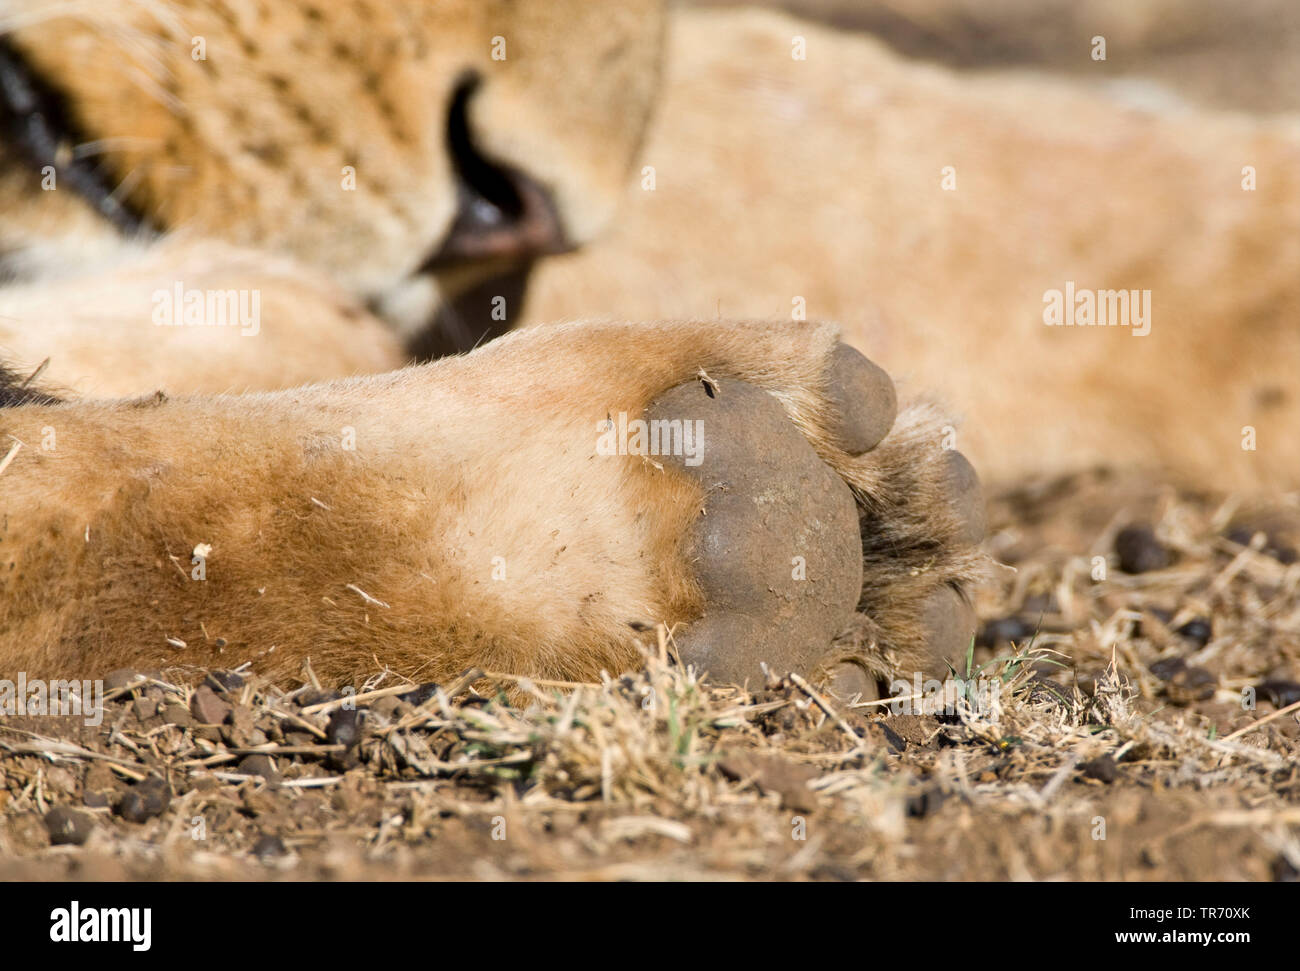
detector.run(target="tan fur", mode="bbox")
[0,238,404,396]
[2,0,666,318]
[0,318,977,684]
[1,2,1290,687]
[526,8,1300,492]
[7,4,1293,489]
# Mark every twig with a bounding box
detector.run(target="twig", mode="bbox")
[789,672,863,751]
[0,437,22,477]
[19,357,50,387]
[482,671,600,690]
[206,771,344,787]
[1221,697,1300,742]
[264,707,328,740]
[300,683,415,716]
[850,691,921,710]
[0,736,143,775]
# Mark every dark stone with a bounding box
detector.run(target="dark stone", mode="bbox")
[190,685,232,725]
[45,807,94,846]
[252,834,287,860]
[1175,618,1212,647]
[237,754,280,781]
[103,669,144,692]
[1115,524,1171,574]
[398,683,440,707]
[116,776,171,823]
[205,670,246,694]
[1258,680,1300,708]
[1149,656,1187,681]
[1079,755,1118,784]
[326,707,361,748]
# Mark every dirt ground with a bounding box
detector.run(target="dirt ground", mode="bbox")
[2,1,1297,884]
[2,470,1297,881]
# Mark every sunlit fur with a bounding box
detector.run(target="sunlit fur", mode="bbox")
[0,319,981,684]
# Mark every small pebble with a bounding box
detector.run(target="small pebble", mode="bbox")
[103,669,144,692]
[205,670,245,694]
[1149,656,1187,681]
[1175,618,1212,647]
[116,776,171,823]
[1115,524,1171,574]
[1079,755,1118,784]
[1226,526,1261,547]
[190,685,232,725]
[370,696,403,720]
[296,689,340,708]
[238,754,280,781]
[1226,526,1297,564]
[326,708,361,748]
[1257,680,1300,708]
[133,697,159,721]
[905,787,950,818]
[252,835,287,860]
[399,682,440,707]
[1168,666,1216,703]
[45,807,94,846]
[162,703,194,728]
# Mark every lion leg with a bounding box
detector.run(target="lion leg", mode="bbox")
[0,238,404,399]
[0,318,984,692]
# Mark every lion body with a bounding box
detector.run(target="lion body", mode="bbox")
[528,8,1300,489]
[0,1,1295,684]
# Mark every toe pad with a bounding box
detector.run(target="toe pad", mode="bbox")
[825,343,897,455]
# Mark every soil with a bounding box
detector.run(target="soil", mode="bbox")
[2,470,1297,881]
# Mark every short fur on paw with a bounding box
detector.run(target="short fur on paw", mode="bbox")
[0,318,986,695]
[645,342,988,695]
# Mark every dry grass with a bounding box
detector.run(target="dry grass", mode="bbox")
[1,473,1297,880]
